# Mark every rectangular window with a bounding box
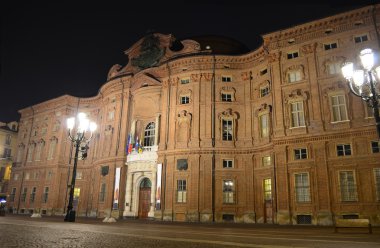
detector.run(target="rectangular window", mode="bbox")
[5,134,11,145]
[180,96,190,104]
[328,63,340,75]
[222,119,233,141]
[180,78,190,84]
[16,148,23,163]
[76,171,82,179]
[222,76,232,82]
[291,102,305,127]
[27,145,34,162]
[295,173,311,202]
[21,187,27,202]
[354,34,368,43]
[35,144,43,161]
[324,42,337,50]
[259,114,269,138]
[371,141,380,153]
[10,188,16,202]
[99,183,106,202]
[287,51,299,59]
[221,93,232,102]
[223,180,235,204]
[3,148,11,158]
[48,140,57,160]
[46,171,53,180]
[337,144,351,156]
[25,172,30,180]
[177,180,187,203]
[260,69,267,75]
[288,71,302,82]
[41,127,47,135]
[374,168,380,201]
[177,159,188,171]
[108,111,115,121]
[339,171,357,201]
[294,148,308,160]
[331,95,348,122]
[223,159,233,168]
[30,187,36,203]
[43,187,49,203]
[262,156,271,166]
[263,178,272,201]
[260,86,270,97]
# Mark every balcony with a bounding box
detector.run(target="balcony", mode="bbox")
[127,146,158,163]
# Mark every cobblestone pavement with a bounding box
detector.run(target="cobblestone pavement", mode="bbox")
[0,215,379,248]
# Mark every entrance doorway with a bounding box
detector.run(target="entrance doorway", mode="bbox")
[73,188,80,212]
[138,178,151,219]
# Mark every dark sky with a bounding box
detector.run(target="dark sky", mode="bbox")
[0,1,377,123]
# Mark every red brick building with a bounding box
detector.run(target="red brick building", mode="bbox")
[7,4,380,225]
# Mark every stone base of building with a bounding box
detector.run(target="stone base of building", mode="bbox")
[123,210,137,218]
[277,211,291,225]
[200,211,213,222]
[316,212,333,226]
[163,210,173,221]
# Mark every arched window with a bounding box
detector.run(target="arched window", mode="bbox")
[143,122,155,147]
[140,178,152,188]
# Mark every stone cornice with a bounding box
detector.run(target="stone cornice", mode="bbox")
[262,4,377,49]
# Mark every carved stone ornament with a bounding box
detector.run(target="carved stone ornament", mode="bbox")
[218,108,238,120]
[202,73,213,81]
[107,64,122,80]
[131,34,165,70]
[177,110,192,143]
[255,103,272,117]
[240,71,252,81]
[300,43,317,54]
[323,81,349,97]
[190,74,200,82]
[285,89,309,103]
[267,51,281,63]
[177,110,192,125]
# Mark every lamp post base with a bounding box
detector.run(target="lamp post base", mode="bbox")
[64,210,76,222]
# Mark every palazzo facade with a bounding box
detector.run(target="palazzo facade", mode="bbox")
[7,4,380,225]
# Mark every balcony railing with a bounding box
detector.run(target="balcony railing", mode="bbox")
[127,146,158,163]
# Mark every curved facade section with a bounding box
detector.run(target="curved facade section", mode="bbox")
[6,4,380,226]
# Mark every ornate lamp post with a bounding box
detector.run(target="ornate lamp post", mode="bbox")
[64,112,97,222]
[341,48,380,139]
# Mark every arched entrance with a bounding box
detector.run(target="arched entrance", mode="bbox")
[138,178,151,218]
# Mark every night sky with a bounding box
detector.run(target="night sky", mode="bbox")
[0,1,376,123]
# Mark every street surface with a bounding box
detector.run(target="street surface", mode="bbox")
[0,215,379,248]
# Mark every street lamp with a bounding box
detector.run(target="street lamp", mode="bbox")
[64,112,97,222]
[341,48,380,139]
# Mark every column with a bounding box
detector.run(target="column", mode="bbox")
[123,168,133,217]
[154,114,160,146]
[148,169,157,217]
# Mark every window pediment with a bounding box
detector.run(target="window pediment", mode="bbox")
[218,108,239,120]
[284,65,306,83]
[285,89,309,103]
[323,56,345,75]
[255,103,272,117]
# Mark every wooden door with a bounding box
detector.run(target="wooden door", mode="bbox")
[138,187,151,218]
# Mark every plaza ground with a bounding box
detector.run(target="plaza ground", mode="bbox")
[0,214,379,248]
